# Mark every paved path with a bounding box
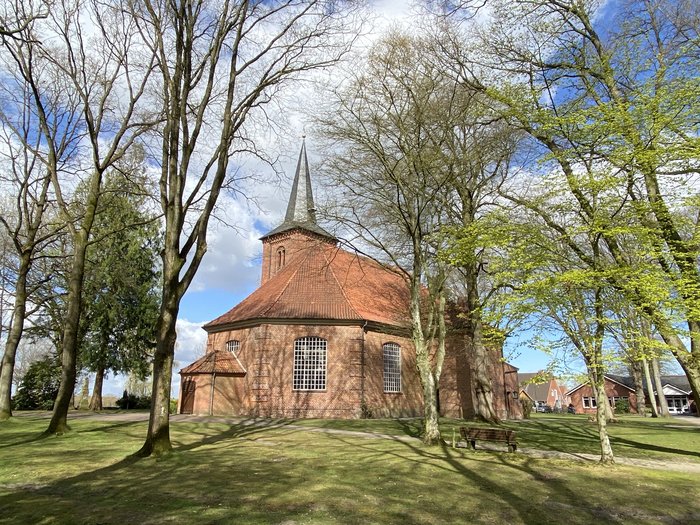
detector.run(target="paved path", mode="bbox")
[15,411,700,473]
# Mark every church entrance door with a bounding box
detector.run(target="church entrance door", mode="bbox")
[181,379,196,414]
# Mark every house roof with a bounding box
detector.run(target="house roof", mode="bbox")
[180,351,246,375]
[204,242,411,330]
[565,374,692,396]
[519,372,557,403]
[565,374,636,396]
[658,375,691,394]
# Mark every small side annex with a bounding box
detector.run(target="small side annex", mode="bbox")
[178,142,521,420]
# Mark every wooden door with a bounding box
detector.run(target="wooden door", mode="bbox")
[181,379,196,414]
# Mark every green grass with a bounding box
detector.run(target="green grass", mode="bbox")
[0,413,699,524]
[294,413,700,463]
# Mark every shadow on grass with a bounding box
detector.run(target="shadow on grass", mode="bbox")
[1,416,699,525]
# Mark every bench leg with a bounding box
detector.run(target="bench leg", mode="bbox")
[469,439,476,450]
[508,444,517,453]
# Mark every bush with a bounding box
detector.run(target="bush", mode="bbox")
[12,356,61,410]
[614,398,631,414]
[519,398,532,419]
[116,390,151,409]
[360,400,373,419]
[169,398,178,414]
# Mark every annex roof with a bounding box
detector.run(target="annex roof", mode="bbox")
[204,242,411,330]
[180,351,246,375]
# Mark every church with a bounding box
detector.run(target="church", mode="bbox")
[178,143,521,420]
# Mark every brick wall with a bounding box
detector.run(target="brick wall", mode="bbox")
[181,320,520,420]
[260,230,335,285]
[569,379,638,415]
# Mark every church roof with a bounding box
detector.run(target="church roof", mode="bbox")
[261,140,335,241]
[204,243,411,330]
[180,351,246,375]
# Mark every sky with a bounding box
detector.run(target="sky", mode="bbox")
[102,0,555,396]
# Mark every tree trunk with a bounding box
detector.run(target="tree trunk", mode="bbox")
[651,357,670,417]
[135,280,179,457]
[0,252,31,420]
[46,228,91,435]
[466,262,498,423]
[630,359,646,417]
[592,372,614,463]
[642,358,659,417]
[421,369,441,445]
[89,367,105,411]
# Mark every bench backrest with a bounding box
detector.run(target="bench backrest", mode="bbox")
[460,427,516,442]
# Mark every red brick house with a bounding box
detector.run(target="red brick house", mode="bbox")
[519,372,570,411]
[178,143,521,420]
[566,375,638,415]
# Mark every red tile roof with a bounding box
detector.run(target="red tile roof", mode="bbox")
[204,244,411,330]
[180,351,246,375]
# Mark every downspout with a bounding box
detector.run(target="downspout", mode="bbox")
[361,321,367,412]
[209,352,217,416]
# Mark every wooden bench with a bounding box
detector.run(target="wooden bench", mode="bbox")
[460,427,517,453]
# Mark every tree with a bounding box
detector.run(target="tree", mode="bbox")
[130,0,358,456]
[444,0,700,416]
[28,0,156,435]
[0,24,73,420]
[80,168,160,411]
[12,354,60,410]
[318,32,459,443]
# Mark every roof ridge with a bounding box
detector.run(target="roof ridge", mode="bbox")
[321,246,363,319]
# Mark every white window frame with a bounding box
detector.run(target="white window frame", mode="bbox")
[383,342,401,393]
[583,396,597,408]
[293,336,327,391]
[226,340,240,355]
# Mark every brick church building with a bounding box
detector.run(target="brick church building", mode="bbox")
[178,143,521,420]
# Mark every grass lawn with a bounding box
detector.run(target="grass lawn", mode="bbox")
[294,413,700,463]
[0,413,699,524]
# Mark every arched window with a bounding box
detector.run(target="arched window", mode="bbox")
[226,340,240,355]
[383,343,401,393]
[276,246,286,270]
[293,336,327,391]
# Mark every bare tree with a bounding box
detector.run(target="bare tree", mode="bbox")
[129,0,358,456]
[317,32,456,443]
[2,0,157,434]
[0,19,77,420]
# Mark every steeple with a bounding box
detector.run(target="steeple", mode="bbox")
[259,140,336,284]
[284,138,316,224]
[261,139,334,241]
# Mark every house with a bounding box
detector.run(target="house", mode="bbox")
[519,372,570,411]
[178,142,522,420]
[658,376,695,414]
[566,374,696,415]
[566,375,638,415]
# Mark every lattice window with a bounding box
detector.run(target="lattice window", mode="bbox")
[226,340,240,355]
[383,342,401,393]
[293,337,326,391]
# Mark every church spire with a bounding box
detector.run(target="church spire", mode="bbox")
[261,139,334,241]
[284,138,316,224]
